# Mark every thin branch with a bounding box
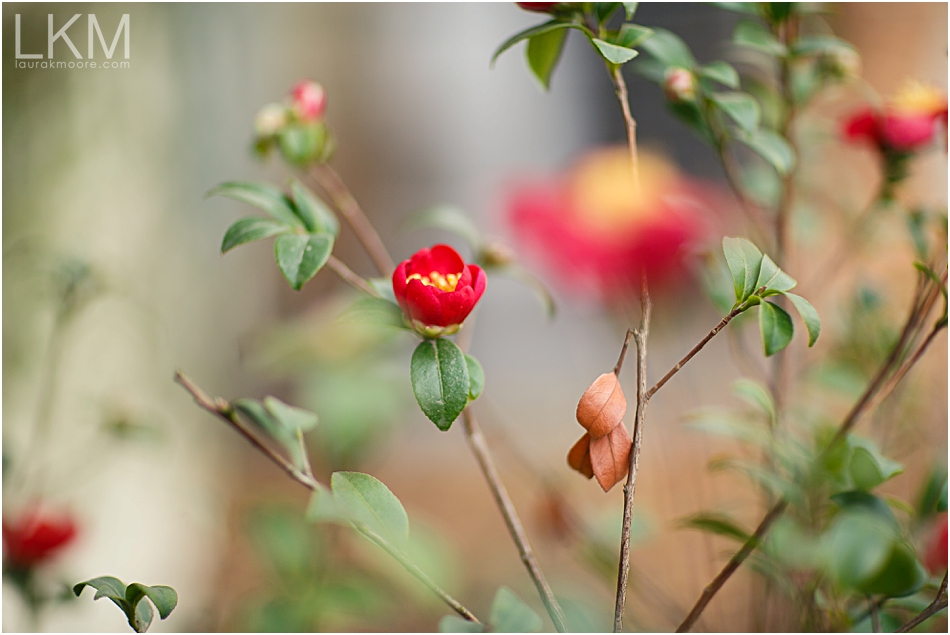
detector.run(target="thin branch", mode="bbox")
[311,164,395,276]
[327,255,380,297]
[614,277,652,632]
[613,328,635,376]
[461,408,569,633]
[868,595,881,633]
[175,370,481,623]
[610,66,640,195]
[896,573,948,633]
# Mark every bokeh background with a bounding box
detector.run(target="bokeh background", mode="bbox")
[2,2,947,632]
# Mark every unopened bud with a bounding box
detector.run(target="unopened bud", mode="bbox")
[291,80,327,122]
[576,372,626,439]
[480,241,516,268]
[255,103,287,137]
[663,67,696,103]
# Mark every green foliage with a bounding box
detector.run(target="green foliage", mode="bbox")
[822,434,905,494]
[290,179,339,236]
[221,218,290,253]
[440,586,543,633]
[233,396,318,470]
[710,92,761,133]
[332,471,410,549]
[339,297,409,330]
[591,39,639,65]
[759,301,794,357]
[679,511,751,543]
[528,28,570,89]
[464,354,485,401]
[699,61,740,88]
[638,28,696,69]
[73,577,178,633]
[274,233,334,291]
[410,338,470,431]
[738,128,796,174]
[733,20,786,57]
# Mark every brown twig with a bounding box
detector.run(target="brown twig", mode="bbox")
[896,573,948,632]
[327,255,380,297]
[614,328,635,376]
[610,66,640,195]
[311,164,395,276]
[614,277,652,632]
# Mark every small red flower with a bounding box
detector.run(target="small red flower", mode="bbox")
[392,244,487,338]
[3,509,77,570]
[924,513,948,575]
[842,81,947,153]
[290,80,327,122]
[516,2,560,13]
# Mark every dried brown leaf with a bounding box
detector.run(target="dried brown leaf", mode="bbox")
[589,422,631,492]
[567,433,594,479]
[576,372,627,438]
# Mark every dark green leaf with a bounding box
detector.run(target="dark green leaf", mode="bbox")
[710,92,761,133]
[464,354,485,401]
[940,478,948,512]
[830,491,899,530]
[527,28,569,89]
[824,510,893,589]
[733,20,786,56]
[594,2,621,23]
[679,512,751,543]
[759,300,794,357]
[489,587,543,633]
[492,21,576,67]
[622,2,638,19]
[591,38,639,65]
[221,218,290,253]
[639,28,696,68]
[289,179,339,236]
[722,236,764,304]
[917,468,949,517]
[616,23,652,49]
[402,205,482,251]
[738,128,795,175]
[755,254,796,295]
[785,292,820,346]
[126,584,178,621]
[264,396,318,433]
[274,233,334,291]
[410,339,470,431]
[440,616,485,633]
[859,542,927,598]
[331,471,410,549]
[339,297,409,330]
[74,576,127,603]
[700,61,740,88]
[208,182,302,228]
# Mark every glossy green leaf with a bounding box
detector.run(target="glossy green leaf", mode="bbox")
[739,128,795,175]
[492,21,577,67]
[489,587,543,633]
[755,255,796,295]
[710,92,761,133]
[274,233,334,291]
[859,542,927,598]
[402,204,482,251]
[220,218,290,253]
[639,28,696,68]
[679,512,750,543]
[527,28,569,89]
[622,2,639,19]
[617,23,652,49]
[464,354,485,401]
[700,61,740,88]
[339,297,409,330]
[126,584,178,621]
[289,179,339,236]
[208,181,302,228]
[824,510,893,589]
[591,38,639,65]
[410,338,470,431]
[785,292,821,346]
[331,471,410,549]
[759,300,794,357]
[439,616,485,633]
[264,396,318,433]
[722,236,764,304]
[733,20,786,56]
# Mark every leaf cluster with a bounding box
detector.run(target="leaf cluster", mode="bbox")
[73,577,178,633]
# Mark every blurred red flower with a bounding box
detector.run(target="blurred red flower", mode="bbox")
[843,81,947,153]
[516,2,560,13]
[3,509,77,570]
[392,244,487,338]
[924,512,948,575]
[507,148,716,301]
[290,80,327,122]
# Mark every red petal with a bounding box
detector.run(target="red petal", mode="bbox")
[408,244,464,277]
[468,265,487,304]
[405,278,444,326]
[392,260,411,313]
[440,286,475,326]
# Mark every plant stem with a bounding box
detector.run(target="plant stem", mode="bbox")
[327,255,380,297]
[175,370,481,623]
[896,573,948,633]
[613,329,635,376]
[614,276,651,632]
[311,164,395,276]
[461,408,569,633]
[610,66,640,195]
[868,595,881,633]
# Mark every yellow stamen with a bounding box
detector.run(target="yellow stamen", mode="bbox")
[406,270,460,292]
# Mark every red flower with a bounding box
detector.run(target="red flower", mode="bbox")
[3,509,77,569]
[842,81,947,153]
[516,2,560,13]
[290,80,327,122]
[392,244,487,338]
[924,513,948,575]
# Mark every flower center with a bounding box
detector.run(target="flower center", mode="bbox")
[407,270,460,292]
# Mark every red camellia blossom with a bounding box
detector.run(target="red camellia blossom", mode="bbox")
[3,509,77,569]
[290,80,327,122]
[516,2,560,13]
[843,80,947,153]
[392,244,487,338]
[924,513,948,575]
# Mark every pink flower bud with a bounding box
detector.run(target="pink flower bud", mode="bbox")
[663,68,696,103]
[290,80,327,122]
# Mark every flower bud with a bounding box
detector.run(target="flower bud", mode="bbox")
[576,372,626,439]
[254,103,287,137]
[290,80,327,122]
[516,2,560,13]
[479,241,516,269]
[663,67,696,103]
[589,422,631,492]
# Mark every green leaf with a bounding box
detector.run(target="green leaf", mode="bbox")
[849,441,904,491]
[755,254,796,295]
[700,61,740,88]
[714,2,762,15]
[830,491,899,530]
[464,354,485,401]
[733,20,786,56]
[274,233,334,291]
[940,478,948,512]
[440,616,485,633]
[402,204,482,251]
[369,277,398,304]
[208,182,302,228]
[233,398,307,470]
[617,23,652,49]
[710,92,761,133]
[759,300,794,357]
[220,218,290,253]
[489,587,543,633]
[410,339,470,431]
[306,483,347,524]
[74,576,127,603]
[722,236,764,304]
[527,28,569,89]
[133,600,153,632]
[623,2,639,19]
[791,34,855,57]
[859,542,927,598]
[289,179,339,236]
[731,379,776,423]
[679,512,751,543]
[264,396,318,432]
[492,21,577,67]
[638,28,696,68]
[339,297,409,330]
[914,261,948,324]
[824,510,893,589]
[738,128,795,175]
[784,292,820,346]
[591,38,638,65]
[126,584,178,620]
[331,471,410,549]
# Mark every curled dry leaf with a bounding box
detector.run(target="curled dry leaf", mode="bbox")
[576,372,627,439]
[589,422,631,492]
[567,433,594,479]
